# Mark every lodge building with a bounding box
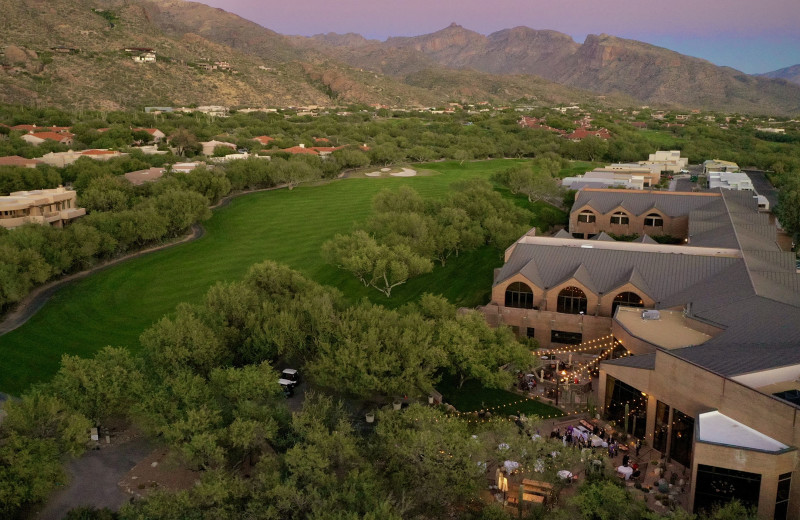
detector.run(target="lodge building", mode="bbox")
[483,188,800,518]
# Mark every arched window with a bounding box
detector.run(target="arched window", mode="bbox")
[610,211,629,225]
[577,210,596,223]
[612,291,644,314]
[644,213,664,227]
[505,282,534,309]
[557,286,588,314]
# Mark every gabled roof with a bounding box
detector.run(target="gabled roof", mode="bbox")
[518,259,544,289]
[591,232,616,242]
[573,188,720,217]
[612,266,654,297]
[27,131,72,142]
[553,229,572,239]
[634,234,658,244]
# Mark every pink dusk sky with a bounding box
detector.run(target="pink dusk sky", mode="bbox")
[192,0,800,74]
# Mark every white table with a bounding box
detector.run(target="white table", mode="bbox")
[617,465,634,480]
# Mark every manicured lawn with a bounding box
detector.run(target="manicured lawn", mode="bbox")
[0,159,567,394]
[437,376,564,419]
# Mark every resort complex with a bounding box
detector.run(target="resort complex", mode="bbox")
[485,187,800,518]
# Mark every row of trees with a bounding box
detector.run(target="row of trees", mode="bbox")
[0,258,761,519]
[0,164,227,312]
[323,180,533,296]
[4,99,798,172]
[1,261,536,517]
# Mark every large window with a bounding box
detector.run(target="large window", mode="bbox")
[603,376,647,439]
[610,211,629,225]
[775,472,791,520]
[551,330,582,344]
[653,400,670,454]
[557,286,587,314]
[670,409,694,467]
[577,210,596,223]
[505,282,534,309]
[695,465,761,514]
[612,291,644,315]
[644,213,664,227]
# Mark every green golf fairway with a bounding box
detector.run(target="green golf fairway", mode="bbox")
[0,160,568,394]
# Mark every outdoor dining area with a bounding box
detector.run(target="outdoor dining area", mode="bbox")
[485,413,692,515]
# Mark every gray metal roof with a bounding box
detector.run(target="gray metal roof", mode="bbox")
[672,337,800,377]
[495,243,740,300]
[604,353,656,370]
[513,188,800,377]
[573,189,720,217]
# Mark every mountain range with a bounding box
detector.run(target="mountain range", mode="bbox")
[760,64,800,86]
[1,0,799,115]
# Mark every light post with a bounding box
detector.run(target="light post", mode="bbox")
[555,369,566,407]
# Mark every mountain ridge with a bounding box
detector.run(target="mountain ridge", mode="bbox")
[299,24,800,115]
[1,0,799,114]
[759,64,800,86]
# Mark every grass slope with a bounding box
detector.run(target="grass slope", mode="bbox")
[0,160,567,394]
[436,376,563,419]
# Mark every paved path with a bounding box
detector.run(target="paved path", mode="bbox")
[37,436,152,520]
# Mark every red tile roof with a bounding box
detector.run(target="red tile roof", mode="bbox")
[564,127,611,140]
[29,131,73,142]
[11,124,38,132]
[518,116,566,134]
[311,146,345,153]
[0,155,43,167]
[81,149,118,156]
[280,146,319,155]
[253,135,275,145]
[313,137,331,143]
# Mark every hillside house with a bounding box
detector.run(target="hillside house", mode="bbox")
[0,186,85,229]
[0,156,43,168]
[133,52,156,63]
[21,132,74,146]
[200,140,237,156]
[39,149,127,167]
[124,167,165,186]
[132,128,166,143]
[564,127,611,141]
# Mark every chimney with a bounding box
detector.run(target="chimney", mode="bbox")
[299,143,305,148]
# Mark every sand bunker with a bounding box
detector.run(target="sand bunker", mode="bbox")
[365,172,381,177]
[390,168,417,177]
